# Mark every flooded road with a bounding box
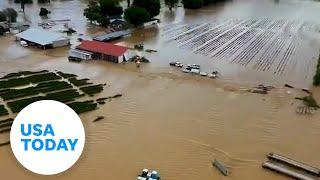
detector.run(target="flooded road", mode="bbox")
[1,0,320,179]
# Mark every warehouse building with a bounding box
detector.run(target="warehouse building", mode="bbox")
[15,28,70,49]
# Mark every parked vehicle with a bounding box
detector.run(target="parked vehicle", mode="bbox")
[20,41,28,47]
[137,169,160,180]
[200,72,208,76]
[169,61,183,67]
[190,68,200,74]
[68,56,82,62]
[182,68,191,73]
[187,64,200,69]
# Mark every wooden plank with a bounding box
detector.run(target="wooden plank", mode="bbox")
[268,153,320,176]
[262,161,314,180]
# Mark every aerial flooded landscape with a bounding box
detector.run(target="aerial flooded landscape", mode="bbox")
[0,0,320,179]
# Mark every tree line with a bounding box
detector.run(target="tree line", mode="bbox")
[84,0,229,27]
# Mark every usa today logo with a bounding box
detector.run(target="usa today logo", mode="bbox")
[10,100,85,175]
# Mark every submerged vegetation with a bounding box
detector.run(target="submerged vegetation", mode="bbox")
[0,72,61,90]
[313,54,320,86]
[0,70,122,117]
[80,84,104,96]
[0,105,9,116]
[67,100,98,114]
[69,77,92,87]
[295,96,320,109]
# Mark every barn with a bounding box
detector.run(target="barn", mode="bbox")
[75,40,129,63]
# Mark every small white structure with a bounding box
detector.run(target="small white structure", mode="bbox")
[15,28,70,49]
[69,49,92,60]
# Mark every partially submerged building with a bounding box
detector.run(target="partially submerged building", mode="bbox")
[15,28,70,49]
[93,29,131,42]
[70,40,129,63]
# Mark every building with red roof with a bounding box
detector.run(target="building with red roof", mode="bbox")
[70,40,129,63]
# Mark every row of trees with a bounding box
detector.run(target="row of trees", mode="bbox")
[182,0,228,9]
[84,0,123,27]
[84,0,181,27]
[124,0,161,26]
[84,0,228,27]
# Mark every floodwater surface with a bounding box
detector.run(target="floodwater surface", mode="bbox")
[0,0,320,180]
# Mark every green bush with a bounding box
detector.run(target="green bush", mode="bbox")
[67,101,98,114]
[57,71,77,79]
[69,78,92,87]
[0,81,72,100]
[0,70,48,80]
[124,6,151,26]
[0,72,61,90]
[8,96,44,113]
[45,89,84,103]
[133,0,160,17]
[80,84,104,96]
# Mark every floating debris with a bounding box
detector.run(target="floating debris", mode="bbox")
[145,49,157,53]
[285,84,294,88]
[249,84,274,94]
[93,116,104,122]
[137,169,160,180]
[212,159,229,176]
[267,153,320,176]
[262,161,314,180]
[0,141,10,147]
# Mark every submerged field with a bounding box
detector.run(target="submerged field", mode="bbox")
[0,70,121,135]
[161,18,320,88]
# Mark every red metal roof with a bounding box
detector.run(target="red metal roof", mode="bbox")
[76,40,128,57]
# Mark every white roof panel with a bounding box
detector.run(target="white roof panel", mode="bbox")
[15,28,69,46]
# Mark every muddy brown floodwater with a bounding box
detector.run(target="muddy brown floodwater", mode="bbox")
[1,0,320,179]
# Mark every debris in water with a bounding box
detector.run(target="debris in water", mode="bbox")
[93,116,104,122]
[0,141,10,147]
[285,84,294,88]
[212,159,229,176]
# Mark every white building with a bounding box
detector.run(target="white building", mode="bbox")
[15,28,70,49]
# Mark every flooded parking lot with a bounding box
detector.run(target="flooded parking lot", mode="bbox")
[1,0,320,179]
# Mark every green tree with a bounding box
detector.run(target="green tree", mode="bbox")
[182,0,203,9]
[165,0,179,11]
[0,11,6,22]
[99,0,123,16]
[124,6,150,26]
[4,8,18,23]
[84,1,101,22]
[133,0,160,17]
[84,1,110,27]
[97,14,110,27]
